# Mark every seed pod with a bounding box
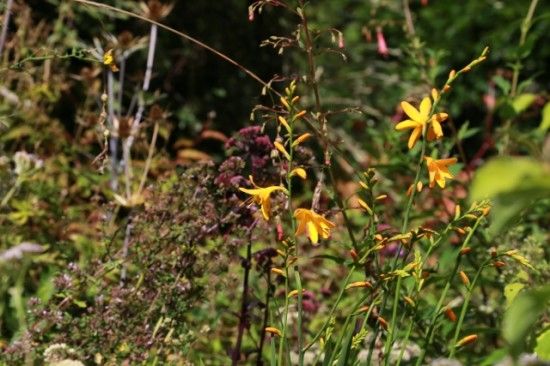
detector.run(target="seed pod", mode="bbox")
[350,249,359,261]
[493,261,506,268]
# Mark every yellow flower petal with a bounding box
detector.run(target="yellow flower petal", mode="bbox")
[401,101,422,122]
[307,221,319,244]
[293,208,335,244]
[395,120,419,130]
[431,120,443,138]
[419,97,432,119]
[408,126,422,149]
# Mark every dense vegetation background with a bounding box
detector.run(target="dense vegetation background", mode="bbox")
[0,0,549,365]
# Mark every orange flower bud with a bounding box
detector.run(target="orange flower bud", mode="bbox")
[459,271,470,286]
[416,181,423,192]
[271,268,285,277]
[346,281,373,290]
[404,296,415,307]
[406,184,414,196]
[493,261,506,268]
[350,249,359,261]
[265,327,282,337]
[445,307,457,322]
[449,69,456,79]
[358,305,370,313]
[294,110,306,119]
[460,247,472,255]
[455,334,478,347]
[377,316,389,330]
[280,97,290,110]
[443,85,452,93]
[287,289,306,298]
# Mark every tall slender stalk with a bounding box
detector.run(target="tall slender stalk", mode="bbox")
[449,258,490,358]
[510,0,539,97]
[257,268,273,366]
[108,70,119,191]
[0,0,14,58]
[232,224,256,365]
[415,217,483,366]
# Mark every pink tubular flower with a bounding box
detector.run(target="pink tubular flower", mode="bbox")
[376,27,389,57]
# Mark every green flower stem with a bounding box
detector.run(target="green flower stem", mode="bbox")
[449,258,490,358]
[415,216,483,366]
[395,317,415,366]
[303,266,357,352]
[392,226,453,366]
[381,135,427,364]
[278,267,290,366]
[327,292,378,366]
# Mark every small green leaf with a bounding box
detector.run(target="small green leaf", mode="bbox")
[504,283,525,307]
[535,328,550,361]
[512,93,536,114]
[470,157,550,236]
[538,103,550,131]
[503,286,550,357]
[73,299,87,308]
[493,75,511,95]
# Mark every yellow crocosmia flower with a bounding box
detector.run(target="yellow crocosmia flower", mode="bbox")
[103,49,119,72]
[395,97,432,149]
[424,157,458,188]
[239,176,287,220]
[427,112,449,141]
[294,208,336,244]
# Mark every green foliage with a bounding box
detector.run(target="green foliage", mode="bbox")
[503,286,550,358]
[470,157,550,236]
[0,0,549,364]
